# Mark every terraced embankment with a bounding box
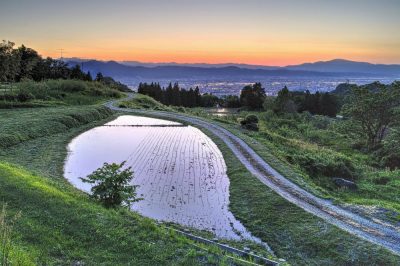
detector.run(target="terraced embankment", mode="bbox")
[106,94,400,256]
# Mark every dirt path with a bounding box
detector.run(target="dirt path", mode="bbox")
[105,94,400,255]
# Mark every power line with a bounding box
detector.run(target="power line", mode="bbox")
[56,48,66,59]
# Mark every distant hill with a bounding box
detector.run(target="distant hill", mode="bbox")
[120,61,280,70]
[331,81,392,96]
[67,60,384,80]
[65,58,400,80]
[285,59,400,76]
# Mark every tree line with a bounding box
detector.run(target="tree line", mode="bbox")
[0,40,129,91]
[138,82,219,107]
[239,83,339,117]
[0,40,87,82]
[268,86,339,117]
[138,81,339,116]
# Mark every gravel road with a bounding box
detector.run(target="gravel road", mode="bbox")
[105,94,400,255]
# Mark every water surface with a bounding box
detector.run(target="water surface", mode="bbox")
[65,115,256,241]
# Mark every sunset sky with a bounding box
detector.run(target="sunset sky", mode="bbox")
[1,0,399,66]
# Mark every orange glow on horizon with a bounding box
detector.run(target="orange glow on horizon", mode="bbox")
[37,48,399,67]
[2,0,400,66]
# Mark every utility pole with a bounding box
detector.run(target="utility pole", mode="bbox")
[56,48,65,60]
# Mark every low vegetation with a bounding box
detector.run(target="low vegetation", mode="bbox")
[81,161,142,208]
[0,162,224,265]
[0,205,30,266]
[240,114,259,131]
[118,93,173,111]
[0,105,112,148]
[0,79,123,108]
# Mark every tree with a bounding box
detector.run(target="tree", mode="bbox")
[70,64,85,80]
[81,161,142,208]
[223,95,241,108]
[343,85,400,148]
[32,57,53,81]
[15,44,41,81]
[85,71,93,81]
[273,86,297,114]
[0,40,20,82]
[95,72,104,82]
[320,93,338,117]
[262,96,275,111]
[201,93,219,107]
[240,83,266,109]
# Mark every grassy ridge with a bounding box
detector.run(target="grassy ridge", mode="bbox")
[0,162,214,265]
[119,93,173,111]
[0,105,113,149]
[0,80,123,108]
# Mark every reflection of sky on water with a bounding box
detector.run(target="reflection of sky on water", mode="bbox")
[64,115,261,242]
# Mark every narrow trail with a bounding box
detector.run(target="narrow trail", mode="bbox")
[105,94,400,255]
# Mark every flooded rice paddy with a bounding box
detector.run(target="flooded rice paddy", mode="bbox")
[64,115,256,241]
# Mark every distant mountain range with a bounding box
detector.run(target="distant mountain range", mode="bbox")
[285,59,400,76]
[65,59,400,80]
[120,61,280,70]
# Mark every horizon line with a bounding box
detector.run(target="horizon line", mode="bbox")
[61,57,400,67]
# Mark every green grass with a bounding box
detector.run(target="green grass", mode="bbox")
[119,107,400,265]
[0,162,222,265]
[0,104,256,265]
[0,105,113,149]
[179,107,400,216]
[235,113,400,214]
[0,80,123,108]
[119,94,173,111]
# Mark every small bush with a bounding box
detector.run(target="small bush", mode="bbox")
[81,161,142,208]
[243,114,258,124]
[240,114,259,131]
[177,106,186,112]
[286,152,356,181]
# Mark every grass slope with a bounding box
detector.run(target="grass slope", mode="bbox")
[173,119,399,266]
[0,105,246,265]
[118,94,173,111]
[0,80,122,108]
[0,105,113,149]
[218,114,400,216]
[0,162,212,265]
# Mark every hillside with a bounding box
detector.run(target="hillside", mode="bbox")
[66,59,400,80]
[285,59,400,76]
[67,60,368,80]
